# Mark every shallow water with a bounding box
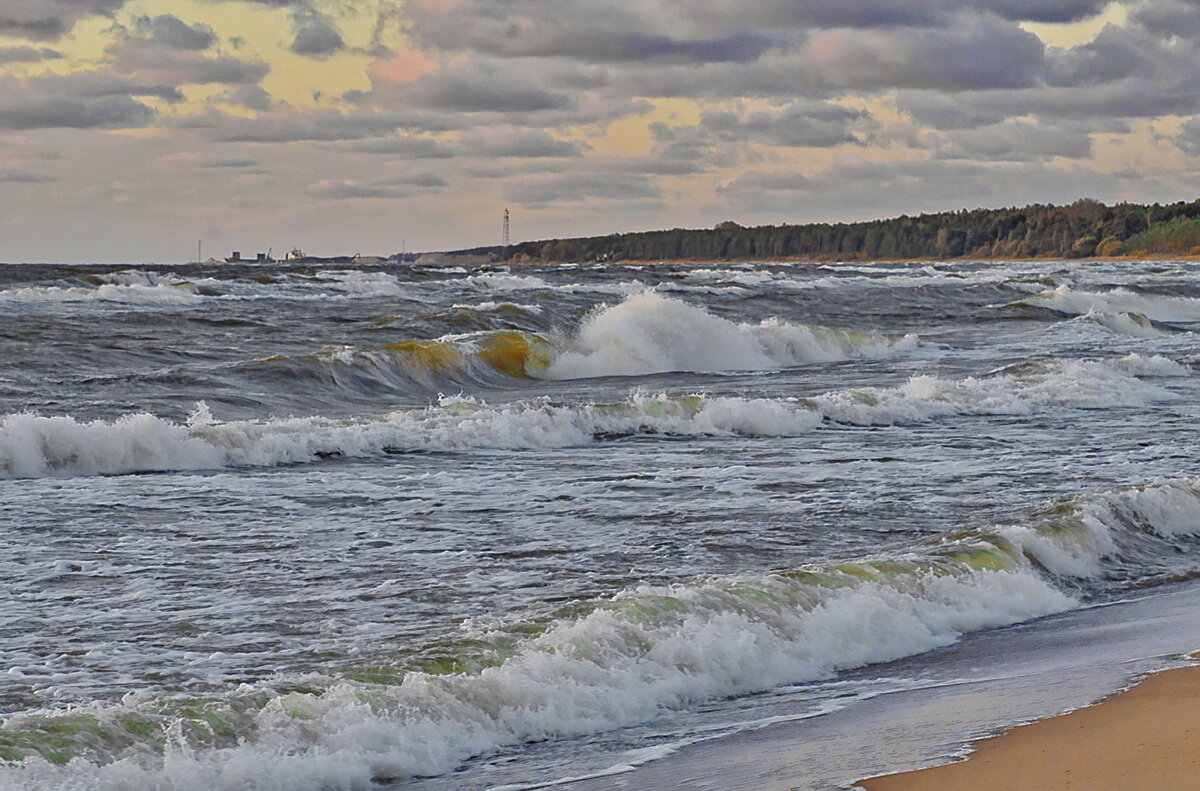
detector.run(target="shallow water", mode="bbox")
[1,258,1199,790]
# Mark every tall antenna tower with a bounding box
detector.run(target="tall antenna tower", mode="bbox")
[502,208,510,259]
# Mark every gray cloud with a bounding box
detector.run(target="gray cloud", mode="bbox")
[0,46,62,63]
[0,0,124,41]
[218,85,274,111]
[290,13,345,58]
[0,93,153,130]
[24,72,184,102]
[110,40,269,85]
[306,174,446,199]
[802,13,1046,91]
[1130,0,1200,40]
[202,158,262,168]
[460,128,588,158]
[402,71,572,113]
[506,171,660,206]
[0,169,56,183]
[715,157,1135,222]
[0,72,182,135]
[717,171,813,197]
[348,136,456,159]
[192,109,459,142]
[700,101,871,148]
[600,13,1048,100]
[901,74,1200,127]
[715,159,994,216]
[134,15,216,51]
[1046,24,1185,87]
[978,0,1109,23]
[447,27,780,65]
[933,121,1094,161]
[1177,117,1200,157]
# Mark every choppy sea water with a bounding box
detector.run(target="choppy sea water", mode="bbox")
[1,258,1199,790]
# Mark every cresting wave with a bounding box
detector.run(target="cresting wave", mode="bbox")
[0,270,205,306]
[247,292,917,395]
[0,353,1185,479]
[5,476,1200,791]
[546,291,918,378]
[1018,284,1200,323]
[237,292,916,396]
[1078,309,1171,338]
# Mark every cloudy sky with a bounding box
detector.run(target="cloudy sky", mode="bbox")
[1,0,1198,262]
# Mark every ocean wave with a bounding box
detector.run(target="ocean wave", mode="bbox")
[1,354,1184,479]
[0,395,819,479]
[449,301,544,315]
[1019,284,1200,322]
[1077,309,1171,338]
[809,354,1183,424]
[0,273,205,306]
[544,291,917,378]
[237,293,916,395]
[313,270,409,297]
[6,476,1200,790]
[238,330,556,395]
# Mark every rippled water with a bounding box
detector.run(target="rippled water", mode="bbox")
[1,258,1199,790]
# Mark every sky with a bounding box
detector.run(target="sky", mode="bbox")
[1,0,1199,262]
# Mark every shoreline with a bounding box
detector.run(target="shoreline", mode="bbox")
[502,253,1200,266]
[857,658,1200,791]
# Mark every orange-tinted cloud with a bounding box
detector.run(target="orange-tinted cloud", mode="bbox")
[370,48,435,85]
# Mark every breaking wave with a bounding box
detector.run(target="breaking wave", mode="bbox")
[546,291,917,378]
[1078,309,1171,338]
[0,270,205,306]
[239,292,917,395]
[1,353,1184,479]
[1019,284,1200,323]
[5,476,1200,790]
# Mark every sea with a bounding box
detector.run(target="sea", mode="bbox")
[2,257,1200,791]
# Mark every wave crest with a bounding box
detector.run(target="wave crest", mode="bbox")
[546,291,917,379]
[1,353,1185,479]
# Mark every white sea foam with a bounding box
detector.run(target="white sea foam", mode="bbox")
[0,282,204,306]
[545,292,918,379]
[1,353,1185,479]
[315,270,408,297]
[1024,285,1200,322]
[450,301,544,314]
[0,566,1073,791]
[1108,352,1191,377]
[463,273,553,291]
[809,355,1179,426]
[0,395,821,479]
[995,477,1200,577]
[1085,477,1200,539]
[1078,309,1168,338]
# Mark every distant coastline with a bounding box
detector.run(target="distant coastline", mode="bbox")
[502,252,1200,267]
[446,198,1200,265]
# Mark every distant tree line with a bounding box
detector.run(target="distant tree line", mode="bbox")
[482,199,1200,263]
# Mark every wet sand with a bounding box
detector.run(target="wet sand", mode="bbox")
[859,661,1200,791]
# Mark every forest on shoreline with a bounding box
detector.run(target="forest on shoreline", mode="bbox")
[467,199,1200,264]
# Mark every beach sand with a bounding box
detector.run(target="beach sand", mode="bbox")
[858,661,1200,791]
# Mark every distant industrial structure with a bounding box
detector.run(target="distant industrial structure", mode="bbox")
[211,209,515,266]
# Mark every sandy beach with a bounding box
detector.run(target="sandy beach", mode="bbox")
[859,660,1200,791]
